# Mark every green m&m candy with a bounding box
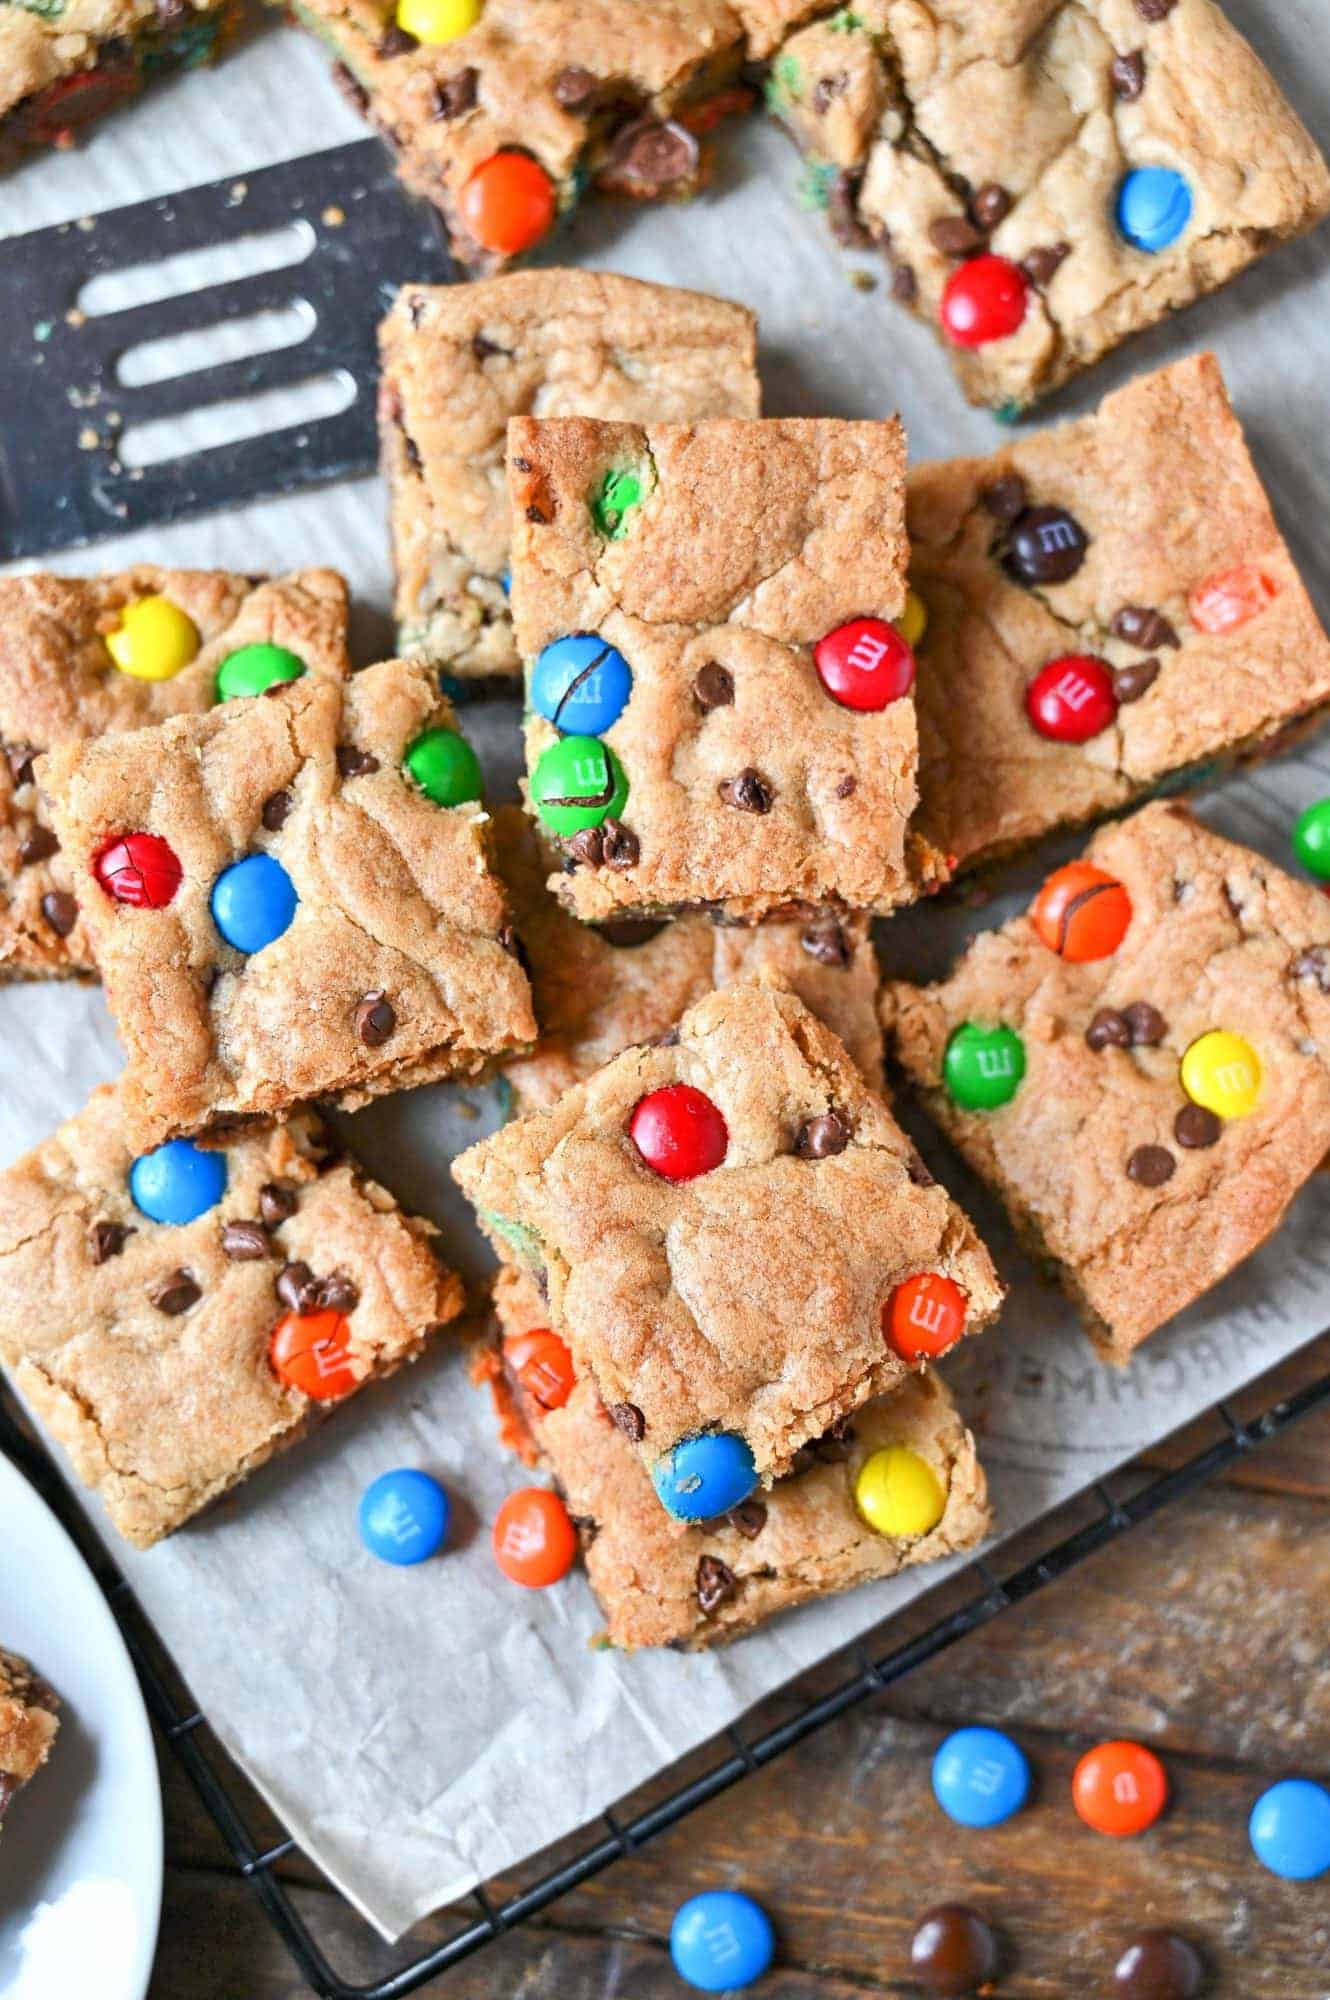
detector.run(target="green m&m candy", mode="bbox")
[531,734,628,836]
[591,467,644,539]
[943,1022,1026,1111]
[404,727,483,807]
[215,642,305,702]
[1292,798,1330,881]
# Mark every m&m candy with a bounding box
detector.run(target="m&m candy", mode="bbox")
[943,1022,1025,1111]
[932,1726,1031,1828]
[270,1308,360,1401]
[530,734,628,835]
[492,1485,577,1585]
[813,617,916,710]
[1248,1777,1330,1880]
[503,1327,576,1410]
[1072,1740,1168,1836]
[854,1446,945,1538]
[1116,166,1193,254]
[529,634,632,734]
[910,1904,1001,1996]
[403,726,484,807]
[1189,563,1278,636]
[628,1083,728,1180]
[1179,1030,1261,1120]
[1292,798,1330,880]
[215,641,305,702]
[105,596,200,680]
[652,1431,758,1521]
[1113,1931,1206,2000]
[394,0,479,40]
[93,831,182,908]
[940,255,1029,347]
[886,1273,967,1363]
[210,853,298,954]
[670,1890,775,1993]
[1026,655,1116,743]
[897,589,928,649]
[358,1468,450,1565]
[459,151,557,258]
[129,1137,227,1225]
[1032,862,1132,962]
[590,467,644,539]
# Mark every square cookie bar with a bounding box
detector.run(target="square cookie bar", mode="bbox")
[510,414,940,923]
[907,355,1330,875]
[0,1650,59,1823]
[0,566,352,981]
[492,804,884,1111]
[0,1085,463,1546]
[766,0,1330,410]
[455,980,1002,1514]
[291,0,747,271]
[380,270,760,679]
[40,659,535,1148]
[883,803,1330,1362]
[486,1265,990,1648]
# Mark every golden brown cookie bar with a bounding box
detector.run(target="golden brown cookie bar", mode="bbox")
[0,567,352,982]
[379,271,760,680]
[0,1649,59,1822]
[0,1085,463,1547]
[39,660,535,1149]
[907,355,1330,875]
[456,980,1002,1507]
[487,1266,990,1648]
[766,0,1330,410]
[286,0,748,271]
[883,803,1330,1363]
[510,414,941,924]
[492,804,884,1110]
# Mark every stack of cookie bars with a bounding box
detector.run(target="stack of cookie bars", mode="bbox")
[1,0,1329,1661]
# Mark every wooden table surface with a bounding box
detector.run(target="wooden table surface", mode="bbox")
[146,1334,1330,2000]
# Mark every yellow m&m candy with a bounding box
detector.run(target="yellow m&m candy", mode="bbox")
[394,0,479,42]
[105,596,200,681]
[854,1446,945,1539]
[896,588,928,650]
[1180,1031,1261,1120]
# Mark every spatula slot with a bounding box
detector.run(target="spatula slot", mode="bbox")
[118,367,358,469]
[116,299,317,388]
[78,219,317,319]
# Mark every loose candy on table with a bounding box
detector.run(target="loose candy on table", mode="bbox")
[394,0,479,40]
[932,1726,1031,1828]
[105,595,200,680]
[530,734,629,835]
[358,1469,450,1565]
[652,1431,758,1522]
[1291,798,1330,880]
[492,1486,577,1585]
[529,634,632,735]
[210,853,298,954]
[943,1022,1026,1111]
[669,1889,775,1993]
[129,1138,227,1225]
[1072,1740,1168,1836]
[628,1083,728,1181]
[1179,1031,1261,1120]
[1116,166,1193,253]
[885,1272,967,1363]
[215,641,305,702]
[269,1308,361,1402]
[1113,1930,1206,2000]
[1025,654,1117,743]
[1248,1777,1330,1880]
[854,1446,945,1539]
[940,254,1029,347]
[909,1904,1001,1996]
[460,151,557,257]
[813,617,916,710]
[502,1327,576,1411]
[1032,862,1132,962]
[403,726,484,807]
[93,830,182,908]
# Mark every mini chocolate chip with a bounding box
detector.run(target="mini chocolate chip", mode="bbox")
[152,1268,201,1315]
[377,22,416,53]
[1136,0,1176,18]
[276,1261,320,1314]
[599,117,698,193]
[40,891,77,937]
[1174,1103,1221,1149]
[696,1553,738,1616]
[929,214,986,257]
[1127,1144,1175,1187]
[17,824,58,865]
[1110,604,1180,650]
[981,472,1028,522]
[90,1219,133,1264]
[692,661,734,711]
[1291,945,1330,992]
[1112,48,1147,98]
[433,65,478,118]
[890,262,918,304]
[1113,657,1160,704]
[906,1150,936,1187]
[600,819,639,869]
[568,826,604,867]
[970,182,1012,230]
[609,1402,645,1441]
[511,454,531,473]
[835,774,856,798]
[1003,505,1089,585]
[5,743,36,787]
[259,1180,298,1226]
[828,168,872,249]
[728,1499,768,1539]
[552,63,597,108]
[810,71,848,114]
[801,918,850,967]
[317,1273,359,1313]
[1087,1008,1132,1051]
[796,1110,849,1159]
[331,58,368,112]
[221,1219,272,1261]
[719,768,773,814]
[1123,1001,1166,1046]
[336,745,379,778]
[525,502,549,524]
[356,991,396,1046]
[1021,241,1071,286]
[261,789,293,831]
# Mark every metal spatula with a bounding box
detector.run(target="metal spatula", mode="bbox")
[0,138,453,560]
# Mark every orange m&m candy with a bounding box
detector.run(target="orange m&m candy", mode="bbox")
[1072,1740,1168,1836]
[1032,863,1132,962]
[502,1327,576,1411]
[1189,563,1278,635]
[459,151,556,257]
[492,1487,577,1587]
[886,1273,967,1363]
[269,1309,360,1402]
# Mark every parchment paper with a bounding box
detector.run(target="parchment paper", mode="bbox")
[3,0,1330,1941]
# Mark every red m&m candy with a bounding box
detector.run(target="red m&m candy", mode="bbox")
[1188,563,1279,635]
[92,831,182,908]
[628,1084,728,1181]
[814,618,916,710]
[940,255,1029,348]
[1032,862,1132,962]
[270,1308,360,1402]
[1026,655,1117,744]
[492,1487,577,1586]
[886,1273,967,1363]
[459,151,557,256]
[1073,1740,1168,1837]
[503,1327,576,1411]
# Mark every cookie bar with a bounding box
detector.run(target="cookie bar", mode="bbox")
[289,0,748,272]
[0,1085,463,1546]
[40,659,535,1149]
[766,0,1330,410]
[510,414,941,923]
[884,803,1330,1363]
[485,1266,990,1648]
[0,0,239,159]
[380,271,761,680]
[492,804,884,1111]
[0,566,352,982]
[906,355,1330,875]
[0,1649,59,1823]
[455,979,1002,1512]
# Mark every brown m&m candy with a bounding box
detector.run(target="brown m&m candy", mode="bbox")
[1113,1929,1206,1999]
[909,1904,1000,1995]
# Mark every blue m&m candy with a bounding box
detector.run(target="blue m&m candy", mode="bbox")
[932,1726,1031,1828]
[530,634,632,735]
[210,853,297,954]
[358,1469,451,1566]
[1249,1779,1330,1880]
[1116,166,1192,253]
[129,1138,227,1225]
[652,1431,758,1521]
[670,1890,775,1992]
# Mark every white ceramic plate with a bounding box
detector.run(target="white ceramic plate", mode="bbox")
[0,1452,162,2000]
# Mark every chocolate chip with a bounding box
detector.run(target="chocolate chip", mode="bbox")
[597,916,668,948]
[1174,1103,1221,1149]
[970,182,1012,230]
[795,1110,849,1159]
[905,1150,936,1187]
[261,789,293,832]
[835,774,856,798]
[511,454,531,473]
[1136,0,1176,18]
[259,1180,298,1226]
[598,117,698,194]
[1114,1929,1205,2000]
[40,892,77,938]
[1087,1008,1132,1051]
[5,743,36,787]
[568,826,605,867]
[17,824,58,865]
[90,1219,133,1264]
[1112,48,1147,98]
[221,1219,272,1261]
[276,1261,320,1314]
[1110,604,1180,650]
[1113,658,1160,705]
[609,1402,645,1441]
[1292,945,1330,992]
[433,65,478,118]
[1123,1001,1166,1046]
[377,23,416,53]
[525,502,549,524]
[336,745,379,778]
[1003,505,1089,586]
[801,918,850,967]
[695,1553,738,1616]
[1127,1144,1175,1187]
[317,1273,359,1313]
[331,59,369,114]
[719,768,773,814]
[981,472,1028,523]
[355,992,395,1046]
[890,261,918,304]
[910,1904,1000,1996]
[600,819,639,869]
[552,63,597,108]
[151,1268,200,1314]
[828,168,872,249]
[727,1499,768,1539]
[692,661,734,711]
[1021,241,1071,287]
[929,214,986,258]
